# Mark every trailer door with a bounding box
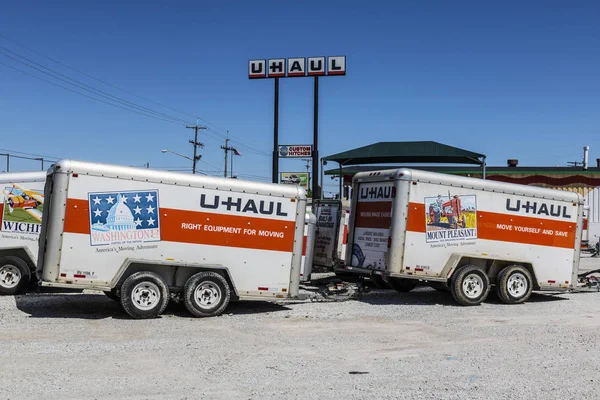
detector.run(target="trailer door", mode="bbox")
[312,199,342,268]
[350,181,394,271]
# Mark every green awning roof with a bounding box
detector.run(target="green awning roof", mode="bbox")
[325,165,600,176]
[322,141,485,166]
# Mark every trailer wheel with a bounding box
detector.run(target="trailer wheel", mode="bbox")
[120,271,170,319]
[450,265,490,306]
[496,265,533,304]
[183,271,231,318]
[0,256,30,295]
[388,278,418,293]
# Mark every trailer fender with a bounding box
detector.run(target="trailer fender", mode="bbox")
[110,258,239,299]
[0,246,37,273]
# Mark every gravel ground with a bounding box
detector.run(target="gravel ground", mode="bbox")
[1,258,600,400]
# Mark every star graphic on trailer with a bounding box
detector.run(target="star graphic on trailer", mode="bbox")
[92,196,101,205]
[133,206,142,215]
[133,194,141,203]
[147,217,155,226]
[135,218,142,227]
[106,195,115,204]
[121,194,128,203]
[146,193,154,202]
[146,205,155,214]
[93,209,102,218]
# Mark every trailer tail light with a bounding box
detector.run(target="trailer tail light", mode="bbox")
[548,280,556,284]
[72,173,78,178]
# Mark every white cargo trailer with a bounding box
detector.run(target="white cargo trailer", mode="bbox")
[300,212,317,282]
[312,199,343,268]
[36,160,307,318]
[0,171,47,295]
[339,168,584,306]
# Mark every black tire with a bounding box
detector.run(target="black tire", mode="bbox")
[496,265,533,304]
[183,271,231,317]
[0,256,31,295]
[388,278,418,293]
[120,271,170,319]
[103,290,120,302]
[450,265,490,306]
[429,282,450,292]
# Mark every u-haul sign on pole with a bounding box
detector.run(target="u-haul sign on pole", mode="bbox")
[249,56,346,199]
[248,56,346,79]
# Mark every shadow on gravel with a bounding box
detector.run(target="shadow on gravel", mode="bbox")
[484,291,568,304]
[357,288,459,306]
[14,293,290,320]
[356,287,568,307]
[15,293,128,320]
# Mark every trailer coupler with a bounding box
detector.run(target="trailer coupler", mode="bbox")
[577,269,600,292]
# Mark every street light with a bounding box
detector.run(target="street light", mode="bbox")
[160,149,206,175]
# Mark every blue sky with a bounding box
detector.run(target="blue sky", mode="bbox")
[1,0,599,195]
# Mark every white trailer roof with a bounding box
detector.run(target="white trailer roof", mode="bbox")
[52,159,306,199]
[353,167,583,203]
[0,171,47,183]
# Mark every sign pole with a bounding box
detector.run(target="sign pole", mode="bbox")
[272,77,280,184]
[312,76,319,198]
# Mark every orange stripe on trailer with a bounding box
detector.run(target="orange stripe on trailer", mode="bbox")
[302,235,307,256]
[161,208,296,252]
[407,202,577,249]
[63,198,297,252]
[64,198,90,234]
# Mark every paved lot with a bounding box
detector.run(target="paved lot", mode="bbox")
[1,258,600,400]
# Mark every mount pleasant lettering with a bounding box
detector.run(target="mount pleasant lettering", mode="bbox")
[200,194,288,216]
[505,199,572,219]
[426,229,477,242]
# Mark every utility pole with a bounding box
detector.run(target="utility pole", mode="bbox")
[186,124,206,174]
[221,139,230,178]
[301,158,311,191]
[221,139,239,178]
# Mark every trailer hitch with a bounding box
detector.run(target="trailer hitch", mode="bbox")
[577,269,600,292]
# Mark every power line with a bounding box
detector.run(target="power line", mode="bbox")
[0,34,276,161]
[0,148,60,161]
[201,128,270,157]
[0,33,272,157]
[0,49,194,126]
[0,61,190,125]
[0,32,201,122]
